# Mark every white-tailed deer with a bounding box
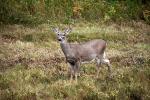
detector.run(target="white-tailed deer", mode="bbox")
[52,27,111,82]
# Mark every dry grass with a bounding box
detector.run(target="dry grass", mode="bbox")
[0,21,150,100]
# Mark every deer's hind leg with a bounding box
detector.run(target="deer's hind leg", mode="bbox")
[96,57,101,78]
[101,52,112,77]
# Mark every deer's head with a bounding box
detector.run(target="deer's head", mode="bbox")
[52,27,72,42]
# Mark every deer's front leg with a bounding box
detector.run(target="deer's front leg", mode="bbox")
[74,61,80,83]
[68,63,74,82]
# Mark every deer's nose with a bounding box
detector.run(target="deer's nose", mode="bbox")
[58,38,61,41]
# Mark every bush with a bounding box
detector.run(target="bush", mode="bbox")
[0,0,150,24]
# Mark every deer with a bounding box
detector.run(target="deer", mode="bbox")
[52,27,111,82]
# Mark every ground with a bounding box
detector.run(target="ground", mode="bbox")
[0,21,150,100]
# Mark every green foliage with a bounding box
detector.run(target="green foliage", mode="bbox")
[0,0,150,24]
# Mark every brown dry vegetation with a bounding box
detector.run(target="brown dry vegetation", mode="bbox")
[0,21,150,100]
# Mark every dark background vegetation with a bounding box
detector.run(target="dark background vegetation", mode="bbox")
[0,0,150,100]
[0,0,150,25]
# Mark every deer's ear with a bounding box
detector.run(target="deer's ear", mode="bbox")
[64,27,72,35]
[52,27,59,34]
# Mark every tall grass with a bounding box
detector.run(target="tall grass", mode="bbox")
[0,22,150,99]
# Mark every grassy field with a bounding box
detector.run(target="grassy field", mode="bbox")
[0,21,150,100]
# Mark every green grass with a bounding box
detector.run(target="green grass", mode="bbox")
[0,22,150,100]
[0,64,149,100]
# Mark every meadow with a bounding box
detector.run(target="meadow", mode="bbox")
[0,21,150,100]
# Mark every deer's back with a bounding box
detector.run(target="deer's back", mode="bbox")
[69,39,106,61]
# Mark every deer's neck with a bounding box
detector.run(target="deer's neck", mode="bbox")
[60,41,74,58]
